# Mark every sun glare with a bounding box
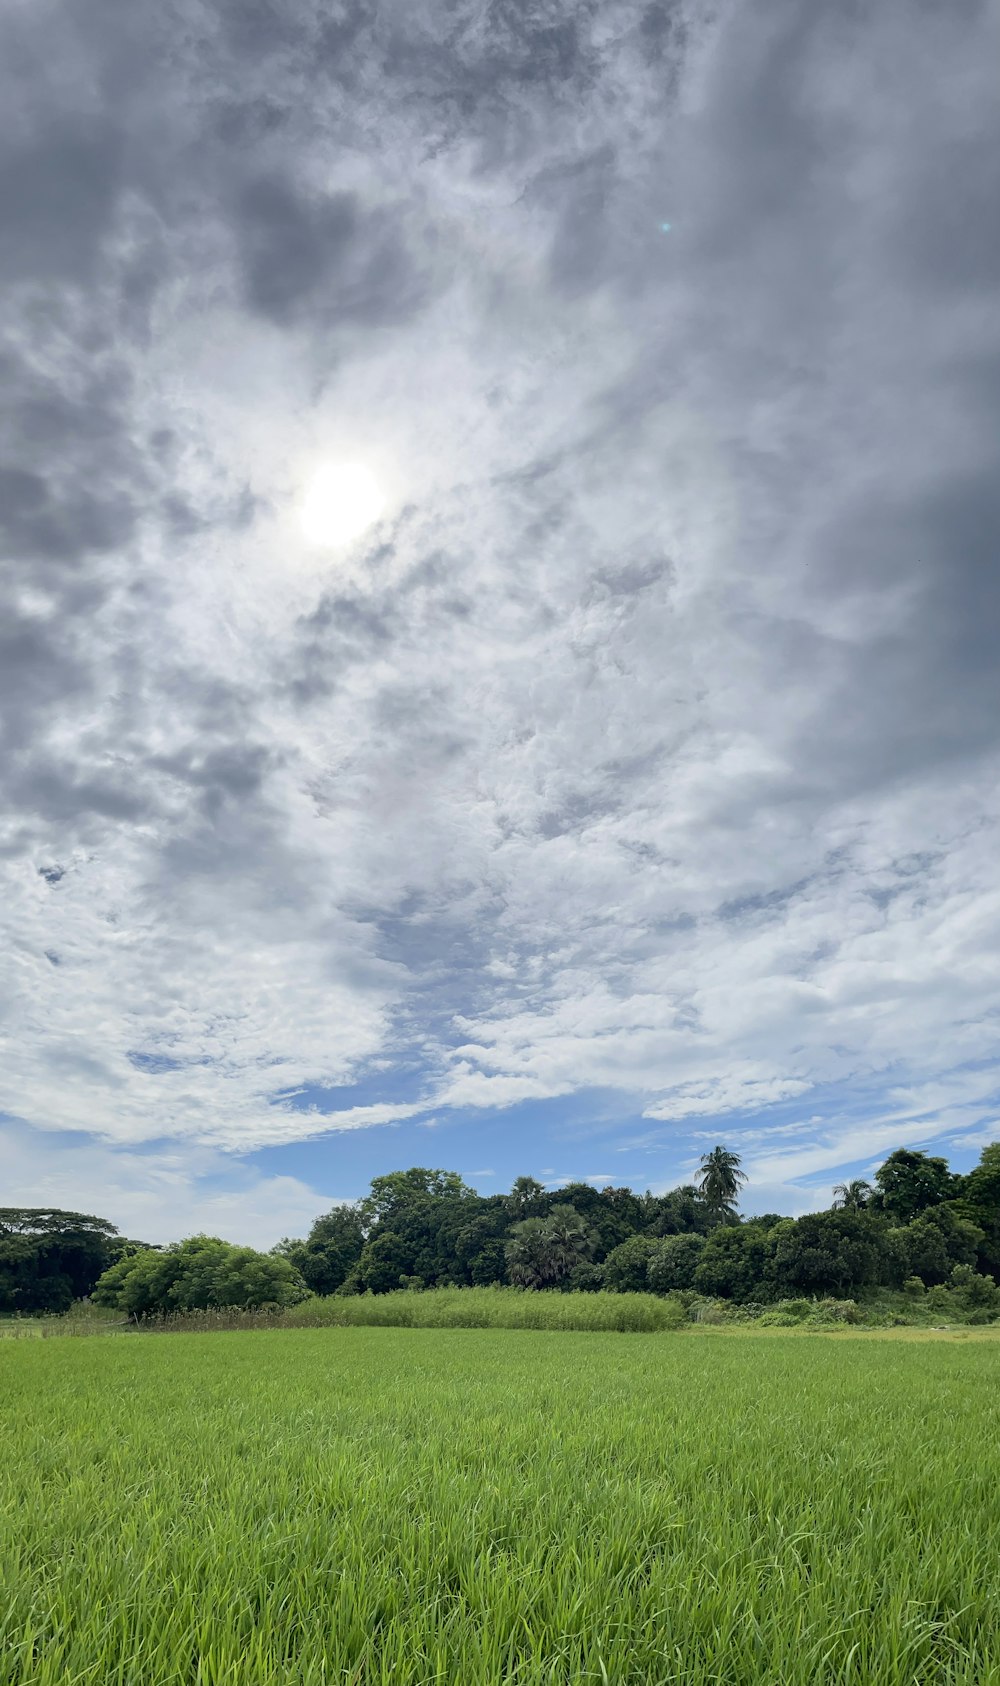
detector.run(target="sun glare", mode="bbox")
[299,462,385,548]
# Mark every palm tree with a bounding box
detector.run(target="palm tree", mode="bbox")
[504,1206,596,1289]
[507,1176,546,1214]
[695,1147,747,1218]
[544,1205,596,1277]
[504,1217,555,1288]
[831,1178,873,1211]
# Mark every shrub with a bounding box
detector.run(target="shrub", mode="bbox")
[93,1236,306,1317]
[602,1236,657,1294]
[812,1299,862,1324]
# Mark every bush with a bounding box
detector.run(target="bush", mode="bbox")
[813,1299,862,1324]
[685,1297,730,1324]
[93,1236,306,1316]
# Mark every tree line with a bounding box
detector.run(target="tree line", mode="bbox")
[5,1139,998,1318]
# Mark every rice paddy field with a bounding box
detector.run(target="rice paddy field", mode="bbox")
[2,1327,999,1685]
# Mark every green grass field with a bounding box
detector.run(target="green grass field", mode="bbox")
[2,1327,999,1685]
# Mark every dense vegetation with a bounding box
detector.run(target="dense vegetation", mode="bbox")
[2,1326,999,1684]
[269,1144,1000,1312]
[0,1209,138,1315]
[8,1140,1000,1323]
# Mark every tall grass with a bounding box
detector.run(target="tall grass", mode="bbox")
[286,1284,689,1332]
[2,1326,999,1683]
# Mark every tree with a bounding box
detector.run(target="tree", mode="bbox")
[545,1205,598,1280]
[695,1148,747,1219]
[647,1233,706,1293]
[553,1183,645,1259]
[506,1177,548,1216]
[505,1206,596,1289]
[602,1235,658,1293]
[93,1236,305,1315]
[770,1211,885,1297]
[691,1225,770,1301]
[963,1143,1000,1208]
[0,1209,121,1313]
[874,1150,955,1222]
[278,1204,365,1295]
[360,1168,475,1231]
[452,1199,511,1286]
[958,1144,1000,1276]
[900,1218,951,1287]
[505,1217,558,1289]
[354,1231,414,1294]
[900,1206,983,1285]
[354,1168,482,1289]
[647,1185,715,1237]
[831,1179,873,1211]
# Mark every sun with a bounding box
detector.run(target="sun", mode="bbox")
[298,462,385,548]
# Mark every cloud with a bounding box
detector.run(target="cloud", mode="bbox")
[2,0,1000,1230]
[0,1120,338,1249]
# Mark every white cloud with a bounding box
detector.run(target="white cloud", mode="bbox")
[3,0,1000,1239]
[0,1125,337,1250]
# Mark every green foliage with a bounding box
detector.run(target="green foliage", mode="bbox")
[646,1183,715,1236]
[831,1179,873,1210]
[360,1168,475,1230]
[695,1146,747,1218]
[546,1183,645,1258]
[770,1210,885,1298]
[0,1209,121,1314]
[875,1149,956,1221]
[92,1235,306,1316]
[692,1223,774,1302]
[964,1142,1000,1205]
[505,1176,548,1215]
[8,1136,1000,1328]
[601,1234,658,1293]
[353,1231,414,1295]
[287,1286,689,1332]
[276,1203,364,1295]
[505,1205,597,1289]
[900,1205,984,1285]
[647,1232,706,1293]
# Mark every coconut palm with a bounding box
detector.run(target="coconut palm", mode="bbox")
[831,1178,873,1211]
[695,1147,747,1218]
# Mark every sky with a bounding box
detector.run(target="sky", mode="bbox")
[3,0,1000,1248]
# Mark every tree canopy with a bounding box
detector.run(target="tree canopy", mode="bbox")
[9,1139,1000,1318]
[0,1208,127,1314]
[93,1236,306,1316]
